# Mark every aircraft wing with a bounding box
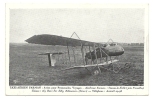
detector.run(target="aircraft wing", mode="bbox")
[25,34,102,46]
[62,59,119,71]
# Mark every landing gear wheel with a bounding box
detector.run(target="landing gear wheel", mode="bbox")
[93,70,100,75]
[92,67,101,75]
[124,63,131,69]
[112,62,121,73]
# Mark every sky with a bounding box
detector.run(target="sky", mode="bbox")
[10,8,145,43]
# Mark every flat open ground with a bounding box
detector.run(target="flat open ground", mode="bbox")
[9,43,144,86]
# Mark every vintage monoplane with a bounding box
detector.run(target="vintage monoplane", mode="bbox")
[25,32,127,75]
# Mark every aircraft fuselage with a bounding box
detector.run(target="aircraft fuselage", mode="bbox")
[85,45,124,60]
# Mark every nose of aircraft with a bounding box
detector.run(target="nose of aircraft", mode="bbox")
[119,46,124,55]
[104,45,125,56]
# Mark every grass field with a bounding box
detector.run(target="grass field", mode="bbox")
[9,43,144,86]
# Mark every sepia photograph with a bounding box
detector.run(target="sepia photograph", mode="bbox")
[6,4,149,95]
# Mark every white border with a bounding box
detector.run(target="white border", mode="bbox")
[5,3,149,96]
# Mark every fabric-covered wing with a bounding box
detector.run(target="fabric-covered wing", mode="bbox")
[25,34,100,46]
